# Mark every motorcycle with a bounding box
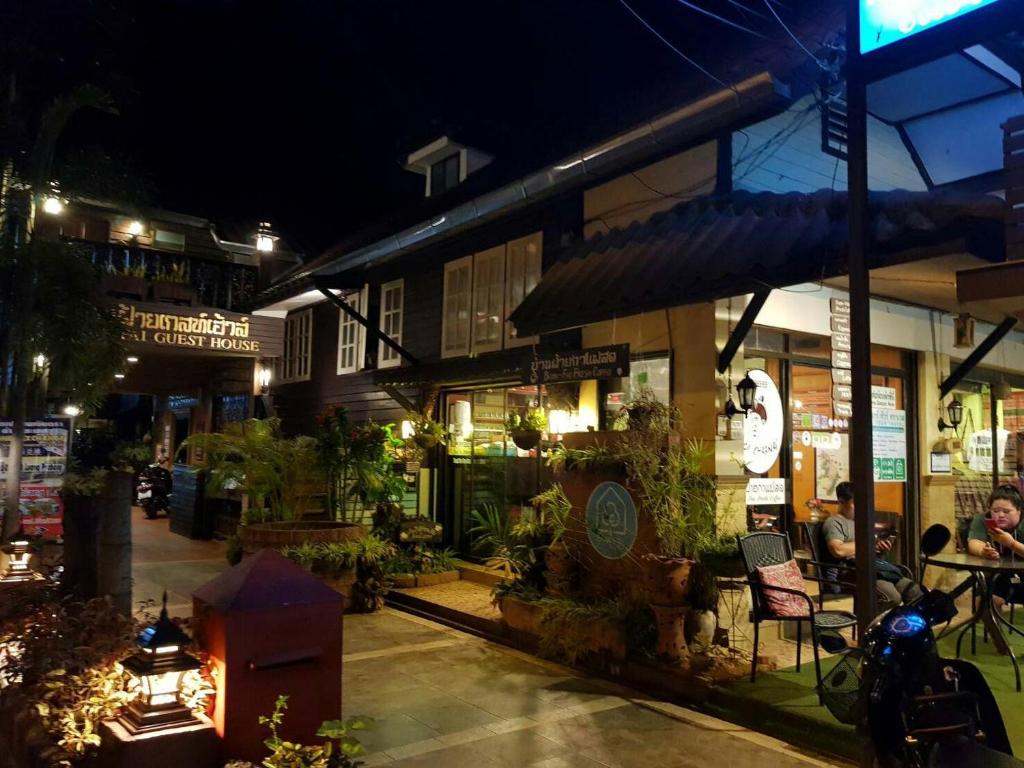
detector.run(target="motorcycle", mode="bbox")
[136,464,172,519]
[818,523,1021,767]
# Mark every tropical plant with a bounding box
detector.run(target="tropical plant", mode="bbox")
[60,468,109,498]
[407,412,446,447]
[260,694,369,768]
[620,387,670,432]
[182,418,324,523]
[534,595,651,665]
[226,534,244,565]
[154,261,189,284]
[546,443,623,474]
[514,484,571,546]
[110,440,152,474]
[468,503,530,579]
[505,408,547,434]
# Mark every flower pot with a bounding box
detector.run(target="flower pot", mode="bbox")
[644,557,693,605]
[650,604,690,661]
[511,430,541,450]
[544,572,573,597]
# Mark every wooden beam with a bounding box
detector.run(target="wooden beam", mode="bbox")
[957,261,1024,304]
[314,282,418,365]
[716,290,769,374]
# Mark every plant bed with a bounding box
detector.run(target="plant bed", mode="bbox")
[498,596,543,635]
[389,570,460,588]
[239,520,366,555]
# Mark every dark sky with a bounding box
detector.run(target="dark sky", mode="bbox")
[4,0,810,255]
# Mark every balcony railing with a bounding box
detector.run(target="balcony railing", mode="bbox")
[74,240,259,312]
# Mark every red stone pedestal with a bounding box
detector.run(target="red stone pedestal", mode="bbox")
[650,604,690,661]
[98,714,219,768]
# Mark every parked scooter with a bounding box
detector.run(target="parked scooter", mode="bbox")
[819,524,1021,767]
[136,464,172,519]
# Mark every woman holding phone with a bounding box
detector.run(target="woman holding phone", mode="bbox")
[967,483,1024,606]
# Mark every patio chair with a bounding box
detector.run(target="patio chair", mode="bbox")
[739,531,857,689]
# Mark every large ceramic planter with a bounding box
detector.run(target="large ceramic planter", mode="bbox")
[644,557,693,605]
[322,566,358,606]
[239,521,366,555]
[544,541,574,576]
[650,604,690,662]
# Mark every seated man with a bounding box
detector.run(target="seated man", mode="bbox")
[822,481,922,611]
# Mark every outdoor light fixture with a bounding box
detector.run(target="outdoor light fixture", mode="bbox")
[127,220,145,237]
[114,373,126,380]
[62,404,81,418]
[41,196,64,215]
[255,222,277,253]
[127,356,139,364]
[725,372,758,418]
[257,365,272,395]
[938,398,964,432]
[0,540,43,584]
[118,593,201,734]
[32,354,47,374]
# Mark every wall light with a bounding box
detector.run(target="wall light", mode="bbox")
[938,398,964,432]
[41,196,64,215]
[127,356,139,364]
[255,222,277,253]
[32,354,47,374]
[127,220,145,237]
[63,404,82,418]
[114,373,126,380]
[257,365,272,395]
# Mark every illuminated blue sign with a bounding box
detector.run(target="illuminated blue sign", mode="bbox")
[861,0,1003,54]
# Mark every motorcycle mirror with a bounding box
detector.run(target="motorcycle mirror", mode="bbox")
[818,631,849,654]
[921,524,952,557]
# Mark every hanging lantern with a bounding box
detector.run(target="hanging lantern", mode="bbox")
[0,541,43,584]
[118,594,201,734]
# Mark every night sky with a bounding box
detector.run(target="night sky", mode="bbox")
[3,0,812,255]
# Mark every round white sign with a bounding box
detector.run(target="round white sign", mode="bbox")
[743,368,784,474]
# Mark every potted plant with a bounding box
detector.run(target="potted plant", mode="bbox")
[505,408,547,450]
[408,413,446,450]
[621,388,670,432]
[522,484,573,593]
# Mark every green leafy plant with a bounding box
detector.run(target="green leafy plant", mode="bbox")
[505,408,547,434]
[534,595,650,665]
[468,503,530,579]
[407,413,446,447]
[546,443,623,474]
[110,440,152,473]
[514,484,571,546]
[687,561,720,613]
[183,418,323,523]
[60,468,109,498]
[260,694,368,768]
[620,387,670,432]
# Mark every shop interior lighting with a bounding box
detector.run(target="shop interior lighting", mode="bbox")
[41,196,64,215]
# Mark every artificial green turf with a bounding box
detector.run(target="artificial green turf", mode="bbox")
[717,617,1024,757]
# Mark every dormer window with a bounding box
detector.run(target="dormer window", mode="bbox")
[404,136,493,198]
[430,154,461,197]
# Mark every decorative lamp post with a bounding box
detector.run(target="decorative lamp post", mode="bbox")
[118,593,201,734]
[0,540,43,584]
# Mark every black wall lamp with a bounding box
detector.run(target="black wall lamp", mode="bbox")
[938,398,963,432]
[725,372,758,418]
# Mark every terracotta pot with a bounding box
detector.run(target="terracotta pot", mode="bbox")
[511,430,541,450]
[500,596,541,634]
[239,521,366,555]
[650,604,690,661]
[645,557,693,605]
[587,622,627,660]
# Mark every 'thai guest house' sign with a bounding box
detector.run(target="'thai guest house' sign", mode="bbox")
[117,302,283,357]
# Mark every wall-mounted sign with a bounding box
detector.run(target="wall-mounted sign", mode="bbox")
[832,350,852,369]
[860,0,1003,55]
[871,385,897,410]
[0,419,69,538]
[585,481,637,560]
[835,401,854,418]
[831,315,851,334]
[832,368,852,386]
[523,344,629,385]
[743,369,784,474]
[833,384,853,402]
[746,478,787,506]
[116,301,283,357]
[930,451,952,474]
[873,409,908,482]
[830,298,851,315]
[832,332,852,352]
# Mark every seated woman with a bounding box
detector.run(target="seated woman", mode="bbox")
[967,483,1024,607]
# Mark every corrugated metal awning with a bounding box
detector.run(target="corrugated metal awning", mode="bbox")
[509,190,1005,337]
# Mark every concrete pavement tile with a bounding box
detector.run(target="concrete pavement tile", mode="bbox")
[528,755,615,768]
[566,696,630,716]
[464,728,571,768]
[404,699,502,733]
[437,724,496,746]
[360,753,395,767]
[388,741,502,768]
[355,714,440,753]
[382,737,447,760]
[484,716,541,734]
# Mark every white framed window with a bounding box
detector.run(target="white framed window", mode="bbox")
[505,232,542,348]
[336,286,368,375]
[378,279,404,369]
[282,309,313,382]
[442,255,473,358]
[472,245,505,355]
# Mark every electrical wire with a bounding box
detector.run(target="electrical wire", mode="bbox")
[670,0,767,38]
[617,0,738,95]
[762,0,825,70]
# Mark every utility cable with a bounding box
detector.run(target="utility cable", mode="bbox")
[670,0,767,37]
[617,0,738,95]
[762,0,826,69]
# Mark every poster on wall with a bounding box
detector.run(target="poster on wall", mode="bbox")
[743,369,784,474]
[816,433,849,500]
[873,409,907,482]
[0,420,69,538]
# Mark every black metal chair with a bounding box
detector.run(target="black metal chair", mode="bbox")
[739,531,857,690]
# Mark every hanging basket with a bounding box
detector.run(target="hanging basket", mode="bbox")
[511,430,542,450]
[413,433,440,450]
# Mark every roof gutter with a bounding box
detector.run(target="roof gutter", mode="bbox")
[258,72,788,306]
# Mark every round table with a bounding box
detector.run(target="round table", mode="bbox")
[926,552,1024,692]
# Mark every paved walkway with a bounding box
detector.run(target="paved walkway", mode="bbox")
[130,507,227,618]
[344,609,847,768]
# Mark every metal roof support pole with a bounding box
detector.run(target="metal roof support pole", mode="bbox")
[847,0,878,663]
[315,285,418,366]
[939,316,1018,398]
[716,290,769,374]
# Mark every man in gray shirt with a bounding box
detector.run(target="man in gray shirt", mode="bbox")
[821,481,922,610]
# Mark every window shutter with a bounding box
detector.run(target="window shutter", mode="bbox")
[336,289,365,375]
[378,279,404,369]
[471,245,505,355]
[505,232,542,348]
[442,256,473,358]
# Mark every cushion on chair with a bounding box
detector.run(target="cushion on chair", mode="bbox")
[756,559,810,617]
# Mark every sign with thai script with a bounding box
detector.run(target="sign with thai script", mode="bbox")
[860,0,1003,54]
[873,408,907,481]
[523,344,629,385]
[746,478,787,506]
[115,301,284,357]
[872,385,897,410]
[0,419,69,538]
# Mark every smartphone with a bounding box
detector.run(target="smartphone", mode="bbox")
[984,517,1001,534]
